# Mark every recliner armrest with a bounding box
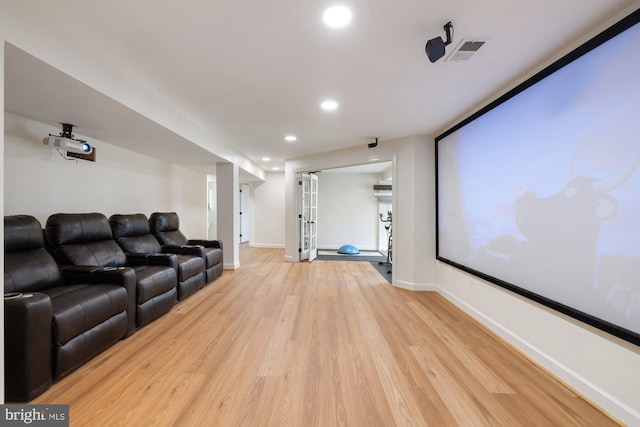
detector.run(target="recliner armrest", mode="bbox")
[161,244,206,258]
[60,265,103,284]
[147,253,178,270]
[188,239,223,250]
[5,292,53,401]
[91,266,135,283]
[124,253,177,270]
[126,253,150,266]
[160,244,185,253]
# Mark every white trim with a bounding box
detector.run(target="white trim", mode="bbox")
[393,280,438,292]
[223,261,240,270]
[436,285,640,426]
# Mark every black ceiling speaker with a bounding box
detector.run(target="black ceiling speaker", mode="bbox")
[426,21,453,63]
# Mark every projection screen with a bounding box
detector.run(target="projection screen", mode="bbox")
[436,9,640,346]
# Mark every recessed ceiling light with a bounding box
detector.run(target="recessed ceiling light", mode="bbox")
[262,157,271,161]
[284,135,297,142]
[323,5,352,28]
[272,167,280,171]
[321,100,338,111]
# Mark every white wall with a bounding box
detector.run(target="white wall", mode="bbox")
[317,172,379,251]
[252,172,285,248]
[4,112,207,238]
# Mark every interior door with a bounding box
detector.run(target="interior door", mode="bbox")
[297,173,318,261]
[239,183,250,243]
[308,173,318,261]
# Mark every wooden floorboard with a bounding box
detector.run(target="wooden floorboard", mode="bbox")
[32,246,621,426]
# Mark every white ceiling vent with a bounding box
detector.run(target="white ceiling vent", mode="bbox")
[447,39,488,62]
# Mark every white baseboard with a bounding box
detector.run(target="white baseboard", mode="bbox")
[436,286,640,426]
[393,280,438,292]
[223,261,240,270]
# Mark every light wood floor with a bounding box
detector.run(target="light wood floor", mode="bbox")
[33,246,620,426]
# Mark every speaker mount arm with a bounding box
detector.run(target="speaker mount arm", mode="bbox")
[444,22,453,46]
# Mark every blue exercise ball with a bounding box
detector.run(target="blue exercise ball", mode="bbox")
[337,244,360,254]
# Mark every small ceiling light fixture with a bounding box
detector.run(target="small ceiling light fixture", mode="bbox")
[425,21,454,63]
[321,100,338,111]
[284,135,297,142]
[272,166,281,171]
[262,157,271,161]
[323,5,352,28]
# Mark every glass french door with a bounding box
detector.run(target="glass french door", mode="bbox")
[298,173,318,262]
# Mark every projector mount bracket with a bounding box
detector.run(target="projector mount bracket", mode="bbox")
[56,123,87,144]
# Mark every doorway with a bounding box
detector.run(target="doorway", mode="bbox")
[316,161,392,256]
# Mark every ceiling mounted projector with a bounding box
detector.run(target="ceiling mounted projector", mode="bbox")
[43,136,93,154]
[426,21,453,63]
[43,123,93,155]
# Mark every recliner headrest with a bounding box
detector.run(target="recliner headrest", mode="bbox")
[149,212,180,233]
[109,214,151,239]
[4,215,45,253]
[45,213,113,247]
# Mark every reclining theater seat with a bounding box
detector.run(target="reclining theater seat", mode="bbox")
[4,215,136,402]
[150,212,223,283]
[109,214,206,301]
[45,213,177,329]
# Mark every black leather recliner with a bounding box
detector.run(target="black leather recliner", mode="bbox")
[45,213,177,329]
[149,212,223,283]
[109,214,206,301]
[4,215,136,402]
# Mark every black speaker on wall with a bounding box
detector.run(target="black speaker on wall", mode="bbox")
[426,21,453,63]
[426,37,446,63]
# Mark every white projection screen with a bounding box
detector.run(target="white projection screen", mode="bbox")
[436,9,640,346]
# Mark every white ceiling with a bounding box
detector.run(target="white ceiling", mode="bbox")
[5,0,637,175]
[4,44,226,168]
[322,161,392,175]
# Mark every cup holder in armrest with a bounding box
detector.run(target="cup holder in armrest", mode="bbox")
[4,292,34,299]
